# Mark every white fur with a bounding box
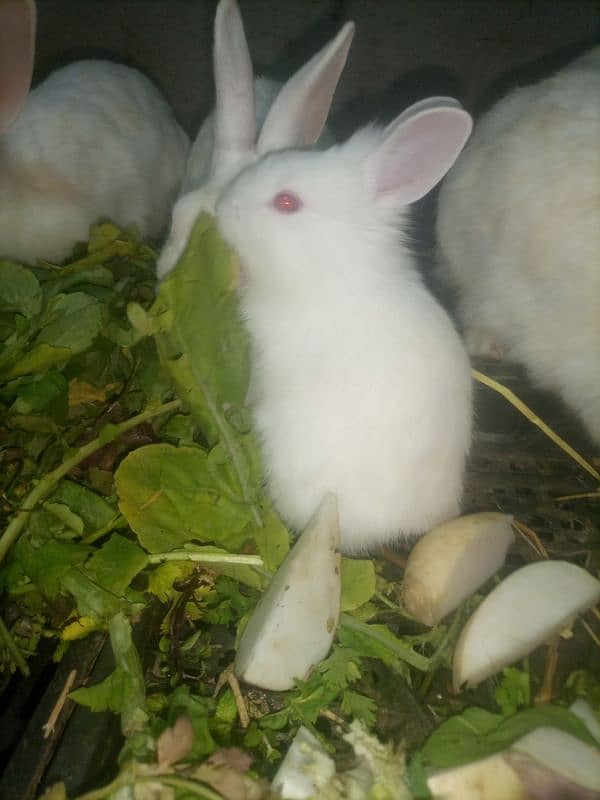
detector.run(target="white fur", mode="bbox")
[157,0,353,278]
[437,47,600,444]
[1,60,189,263]
[216,120,473,553]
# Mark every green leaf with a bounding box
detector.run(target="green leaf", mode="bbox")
[418,704,598,770]
[115,443,252,553]
[18,538,92,598]
[341,558,376,612]
[147,562,195,602]
[84,534,148,595]
[6,343,73,378]
[12,371,68,415]
[338,620,429,673]
[164,685,217,758]
[62,568,125,619]
[150,214,250,445]
[494,667,531,716]
[253,508,290,572]
[43,502,85,535]
[319,645,362,691]
[50,480,116,533]
[0,261,42,317]
[71,612,147,735]
[36,292,102,351]
[341,690,377,727]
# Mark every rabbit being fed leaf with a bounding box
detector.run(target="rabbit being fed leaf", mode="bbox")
[436,46,600,444]
[215,100,474,553]
[157,0,354,278]
[0,0,189,264]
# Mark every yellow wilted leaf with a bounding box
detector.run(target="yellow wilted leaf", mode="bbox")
[62,616,99,640]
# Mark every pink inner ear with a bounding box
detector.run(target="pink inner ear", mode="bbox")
[375,105,472,204]
[0,0,36,133]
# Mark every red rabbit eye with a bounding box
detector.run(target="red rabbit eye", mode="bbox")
[272,191,302,213]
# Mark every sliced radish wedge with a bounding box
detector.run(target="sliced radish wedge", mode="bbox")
[508,727,600,794]
[234,493,341,691]
[427,753,526,800]
[402,512,514,626]
[271,726,335,799]
[453,560,600,690]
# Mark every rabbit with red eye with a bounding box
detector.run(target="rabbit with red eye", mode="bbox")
[436,47,600,444]
[157,0,354,278]
[216,101,473,553]
[0,0,189,264]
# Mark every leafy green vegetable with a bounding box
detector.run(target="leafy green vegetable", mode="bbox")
[71,612,147,735]
[115,443,253,553]
[417,704,598,770]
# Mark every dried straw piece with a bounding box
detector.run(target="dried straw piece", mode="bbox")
[472,369,600,484]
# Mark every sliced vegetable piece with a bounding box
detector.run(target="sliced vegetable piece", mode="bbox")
[453,561,600,690]
[508,727,600,795]
[271,726,335,799]
[402,512,514,625]
[234,493,341,691]
[570,699,600,744]
[427,753,526,800]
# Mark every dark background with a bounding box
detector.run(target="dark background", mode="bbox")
[33,0,599,137]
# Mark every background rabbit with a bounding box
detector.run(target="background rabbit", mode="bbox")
[214,99,473,553]
[157,0,353,278]
[436,46,600,445]
[0,0,189,264]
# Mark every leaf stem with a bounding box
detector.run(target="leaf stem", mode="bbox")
[340,613,430,672]
[472,369,600,483]
[82,514,128,545]
[0,399,181,565]
[73,770,225,800]
[148,551,263,567]
[196,376,263,529]
[0,614,30,677]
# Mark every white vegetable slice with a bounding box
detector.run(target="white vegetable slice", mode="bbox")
[570,699,600,744]
[271,726,335,799]
[508,727,600,793]
[427,753,526,800]
[234,493,341,691]
[402,512,514,626]
[453,560,600,690]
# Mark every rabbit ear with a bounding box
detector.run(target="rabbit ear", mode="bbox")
[0,0,36,133]
[213,0,256,153]
[367,99,472,205]
[257,21,354,153]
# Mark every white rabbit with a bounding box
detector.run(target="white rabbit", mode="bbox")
[0,0,189,264]
[436,47,600,444]
[214,99,473,553]
[157,0,354,278]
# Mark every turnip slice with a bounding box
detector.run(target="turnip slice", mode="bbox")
[570,699,600,743]
[234,493,341,691]
[402,512,514,626]
[427,753,526,800]
[508,727,600,794]
[271,726,335,799]
[453,560,600,690]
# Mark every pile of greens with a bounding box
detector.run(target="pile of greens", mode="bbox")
[0,218,598,800]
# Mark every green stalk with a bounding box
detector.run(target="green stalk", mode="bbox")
[74,771,225,800]
[196,373,263,529]
[340,613,430,672]
[0,399,181,565]
[0,615,30,677]
[148,551,263,567]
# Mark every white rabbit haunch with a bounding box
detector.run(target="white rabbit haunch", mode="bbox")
[436,46,600,445]
[0,0,189,264]
[157,0,354,278]
[216,101,474,553]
